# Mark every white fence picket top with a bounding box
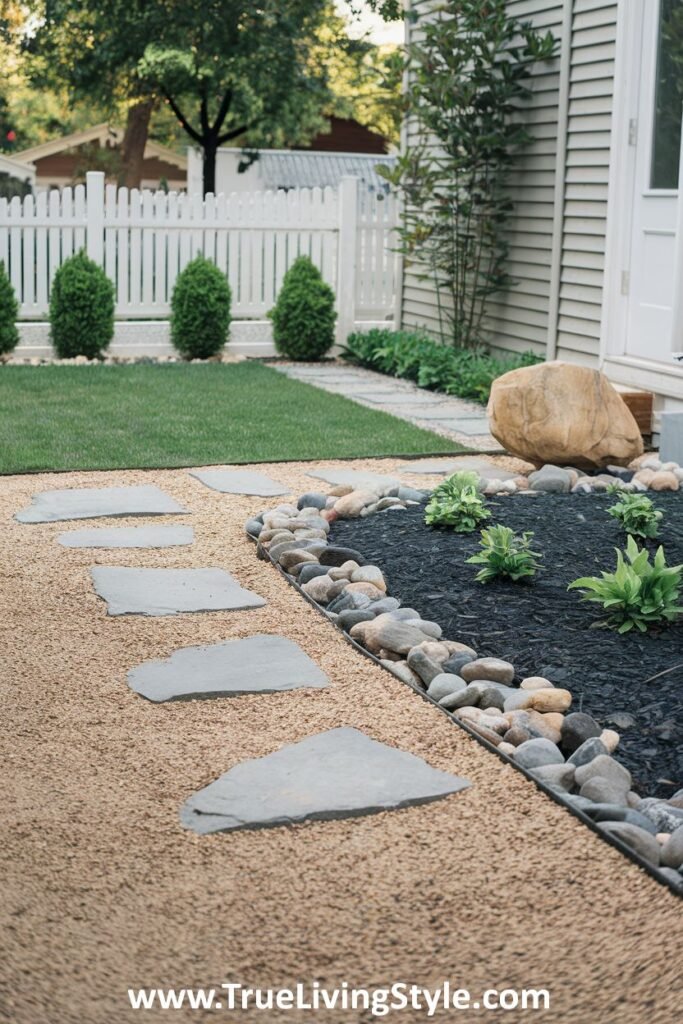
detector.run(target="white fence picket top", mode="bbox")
[0,171,397,329]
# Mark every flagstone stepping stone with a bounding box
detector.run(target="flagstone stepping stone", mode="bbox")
[16,485,188,524]
[58,526,194,548]
[359,392,450,406]
[396,457,493,475]
[91,566,265,616]
[180,727,470,834]
[307,468,401,490]
[128,634,329,702]
[189,469,290,497]
[432,418,493,436]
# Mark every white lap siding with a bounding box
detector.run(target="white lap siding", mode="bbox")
[401,0,618,368]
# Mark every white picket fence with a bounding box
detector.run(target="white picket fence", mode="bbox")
[0,171,397,354]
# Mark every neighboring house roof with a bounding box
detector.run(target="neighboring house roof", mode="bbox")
[15,123,187,171]
[256,150,396,192]
[298,116,389,155]
[0,151,36,183]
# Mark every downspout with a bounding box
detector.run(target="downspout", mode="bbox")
[545,0,574,361]
[393,0,412,332]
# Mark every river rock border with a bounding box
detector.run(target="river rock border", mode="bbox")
[245,456,683,894]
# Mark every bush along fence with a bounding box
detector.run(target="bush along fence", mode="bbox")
[0,171,397,358]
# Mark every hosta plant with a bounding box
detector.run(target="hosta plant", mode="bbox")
[424,471,490,532]
[467,525,543,583]
[607,492,663,539]
[568,536,683,633]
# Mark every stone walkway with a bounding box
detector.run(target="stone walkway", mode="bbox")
[270,361,503,451]
[3,457,681,1024]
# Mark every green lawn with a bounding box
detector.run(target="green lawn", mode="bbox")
[0,362,467,473]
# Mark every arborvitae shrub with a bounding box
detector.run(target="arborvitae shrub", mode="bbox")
[170,255,232,359]
[269,255,336,360]
[49,250,115,359]
[0,260,19,356]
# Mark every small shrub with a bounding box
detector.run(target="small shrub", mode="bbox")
[0,260,19,355]
[608,492,663,539]
[568,536,683,633]
[342,328,541,403]
[170,255,232,359]
[49,250,114,359]
[467,525,543,583]
[269,256,336,360]
[424,471,491,532]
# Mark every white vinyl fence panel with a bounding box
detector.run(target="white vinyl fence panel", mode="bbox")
[0,171,398,335]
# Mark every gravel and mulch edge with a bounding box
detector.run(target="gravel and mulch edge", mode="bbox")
[247,459,683,898]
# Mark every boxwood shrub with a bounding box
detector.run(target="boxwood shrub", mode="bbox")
[49,250,115,359]
[269,256,336,360]
[171,255,232,359]
[0,260,19,356]
[342,328,542,404]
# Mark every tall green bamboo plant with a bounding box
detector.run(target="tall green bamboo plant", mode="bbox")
[381,1,556,348]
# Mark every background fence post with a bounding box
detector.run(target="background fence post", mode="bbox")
[85,171,105,265]
[336,175,358,347]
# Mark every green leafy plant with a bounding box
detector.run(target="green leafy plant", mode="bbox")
[269,256,336,360]
[0,260,19,356]
[379,1,557,348]
[424,470,490,531]
[49,250,115,359]
[342,328,540,403]
[170,255,232,359]
[467,525,543,583]
[607,492,663,539]
[568,536,683,633]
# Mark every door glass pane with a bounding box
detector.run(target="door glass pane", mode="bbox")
[651,0,683,189]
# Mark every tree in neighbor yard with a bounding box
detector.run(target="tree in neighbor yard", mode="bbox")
[137,0,335,195]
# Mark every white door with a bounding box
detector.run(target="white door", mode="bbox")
[626,0,682,364]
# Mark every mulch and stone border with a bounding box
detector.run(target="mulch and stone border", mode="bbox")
[246,454,683,895]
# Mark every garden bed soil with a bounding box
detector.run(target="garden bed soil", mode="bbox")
[332,491,683,799]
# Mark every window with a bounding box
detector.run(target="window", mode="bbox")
[651,0,683,189]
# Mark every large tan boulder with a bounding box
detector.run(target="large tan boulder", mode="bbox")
[487,361,643,468]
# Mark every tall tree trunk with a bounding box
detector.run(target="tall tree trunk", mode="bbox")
[120,99,154,189]
[202,138,218,195]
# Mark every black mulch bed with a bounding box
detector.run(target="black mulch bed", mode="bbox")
[331,492,683,799]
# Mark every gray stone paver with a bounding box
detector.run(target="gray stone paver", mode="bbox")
[127,634,330,702]
[58,526,194,548]
[306,468,401,490]
[180,727,470,834]
[270,362,501,451]
[91,566,266,616]
[16,485,188,523]
[190,469,290,496]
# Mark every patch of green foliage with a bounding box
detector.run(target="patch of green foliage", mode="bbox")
[49,250,114,359]
[170,255,232,359]
[424,470,490,532]
[568,535,683,634]
[342,328,541,403]
[269,256,336,360]
[607,492,663,539]
[467,525,543,583]
[0,260,19,355]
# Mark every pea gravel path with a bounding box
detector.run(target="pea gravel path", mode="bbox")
[1,457,681,1024]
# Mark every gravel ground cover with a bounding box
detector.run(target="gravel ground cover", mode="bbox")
[2,458,682,1024]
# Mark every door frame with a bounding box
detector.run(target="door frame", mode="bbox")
[600,0,683,398]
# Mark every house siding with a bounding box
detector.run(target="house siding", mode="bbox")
[400,0,619,368]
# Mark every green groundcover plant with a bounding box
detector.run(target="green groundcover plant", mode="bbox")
[467,525,543,583]
[269,256,336,360]
[568,536,683,633]
[0,260,19,356]
[49,250,115,359]
[607,492,663,539]
[342,328,541,403]
[424,470,490,532]
[171,255,232,359]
